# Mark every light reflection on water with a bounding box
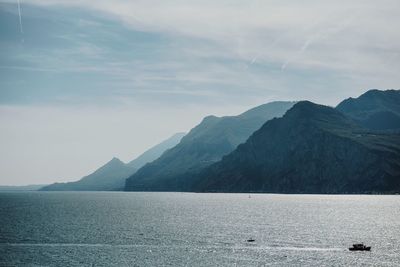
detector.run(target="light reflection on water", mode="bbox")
[0,192,399,266]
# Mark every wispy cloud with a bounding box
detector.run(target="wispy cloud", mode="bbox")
[2,0,400,103]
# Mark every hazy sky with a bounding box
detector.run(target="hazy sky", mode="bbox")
[1,0,399,185]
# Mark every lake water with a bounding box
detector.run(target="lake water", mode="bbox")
[0,192,399,266]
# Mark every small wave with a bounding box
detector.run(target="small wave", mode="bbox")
[271,246,342,251]
[236,245,343,252]
[0,243,154,248]
[0,243,343,252]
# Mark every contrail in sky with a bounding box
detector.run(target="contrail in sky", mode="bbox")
[281,38,313,71]
[17,0,23,34]
[280,12,358,72]
[247,36,283,69]
[300,39,312,52]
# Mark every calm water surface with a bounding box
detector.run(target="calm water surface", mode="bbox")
[0,192,399,266]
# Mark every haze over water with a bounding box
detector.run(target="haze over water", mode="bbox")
[1,192,399,266]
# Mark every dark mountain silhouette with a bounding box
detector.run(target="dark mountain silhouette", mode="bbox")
[194,101,400,193]
[40,133,185,191]
[336,89,400,131]
[125,101,296,191]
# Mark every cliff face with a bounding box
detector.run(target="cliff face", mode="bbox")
[125,101,296,191]
[336,89,400,131]
[194,101,400,193]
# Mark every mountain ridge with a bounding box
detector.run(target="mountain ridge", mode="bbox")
[336,89,400,131]
[193,101,400,193]
[41,133,185,191]
[125,101,296,191]
[40,157,135,191]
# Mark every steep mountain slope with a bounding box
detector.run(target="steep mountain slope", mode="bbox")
[125,101,296,191]
[336,89,400,130]
[40,158,135,191]
[195,101,400,193]
[127,133,186,169]
[41,133,185,191]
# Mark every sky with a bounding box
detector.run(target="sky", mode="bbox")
[0,0,399,185]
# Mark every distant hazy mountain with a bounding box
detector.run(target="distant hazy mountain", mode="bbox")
[336,89,400,131]
[194,101,400,193]
[0,184,48,191]
[127,133,186,169]
[41,133,185,191]
[125,101,296,191]
[40,158,135,191]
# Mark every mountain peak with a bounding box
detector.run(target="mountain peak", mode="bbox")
[290,100,319,110]
[361,89,399,98]
[194,101,400,194]
[239,101,297,119]
[41,134,185,192]
[201,115,220,123]
[108,157,123,164]
[125,101,295,191]
[285,101,338,119]
[338,89,400,106]
[336,89,400,130]
[269,101,359,133]
[127,132,186,169]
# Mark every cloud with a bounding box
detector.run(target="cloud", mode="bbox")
[12,0,398,78]
[1,1,399,107]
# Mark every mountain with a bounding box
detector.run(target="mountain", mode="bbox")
[125,101,296,191]
[40,133,185,191]
[0,184,48,191]
[127,133,186,169]
[194,101,400,194]
[40,158,135,191]
[336,89,400,131]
